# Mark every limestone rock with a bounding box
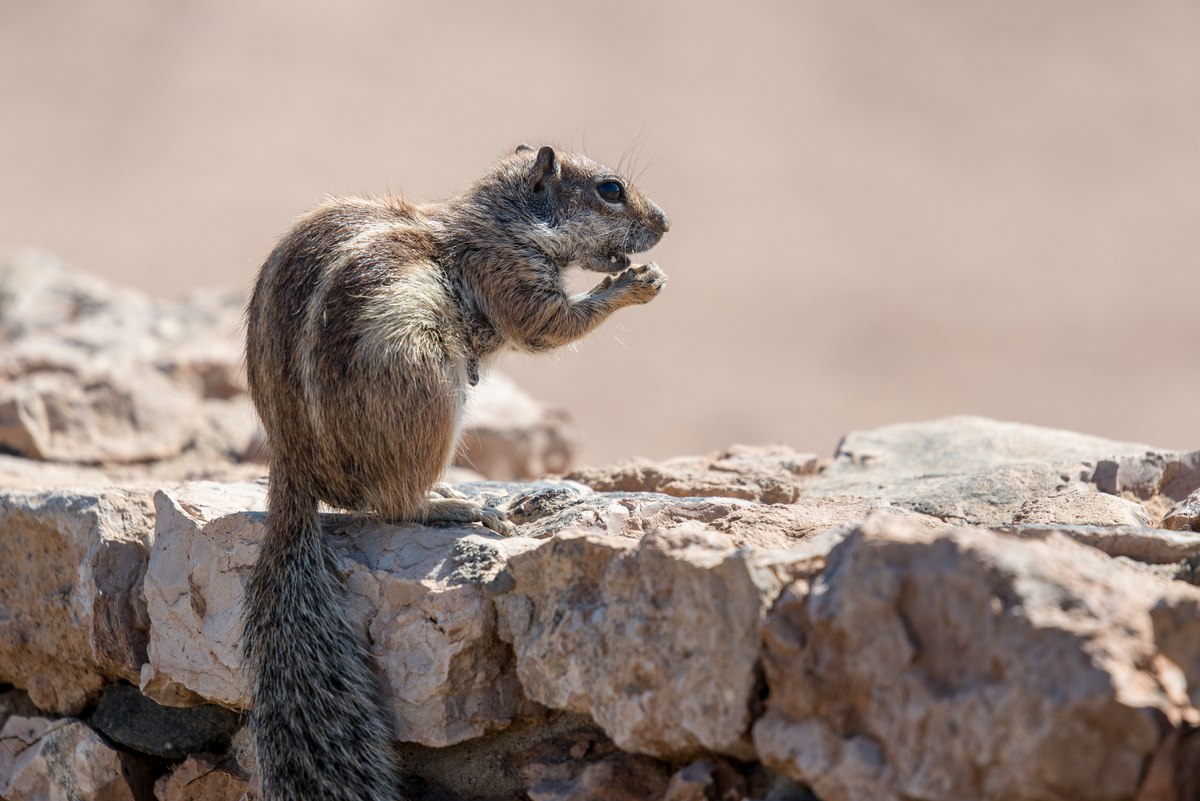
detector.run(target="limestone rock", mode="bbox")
[140,482,266,708]
[523,748,672,801]
[458,371,581,480]
[803,416,1158,525]
[0,489,154,714]
[141,481,539,747]
[1012,487,1152,527]
[1001,523,1200,566]
[154,754,254,801]
[0,367,202,463]
[0,715,155,801]
[496,481,938,548]
[495,526,797,760]
[754,512,1200,801]
[568,444,819,504]
[1093,450,1200,506]
[0,251,258,468]
[396,711,599,801]
[1162,489,1200,532]
[662,760,749,801]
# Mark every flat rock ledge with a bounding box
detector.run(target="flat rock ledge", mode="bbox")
[3,417,1200,800]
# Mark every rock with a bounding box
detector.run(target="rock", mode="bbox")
[1012,487,1152,527]
[1000,523,1200,565]
[524,753,671,801]
[91,683,240,759]
[0,488,154,714]
[396,711,599,801]
[139,482,271,708]
[494,526,797,760]
[336,518,540,747]
[153,754,254,801]
[568,444,820,504]
[1092,450,1200,522]
[0,367,203,463]
[500,481,939,548]
[0,252,257,468]
[754,512,1200,801]
[803,416,1158,525]
[0,715,156,801]
[0,689,37,728]
[1162,489,1200,532]
[662,760,748,801]
[458,371,581,480]
[141,481,540,747]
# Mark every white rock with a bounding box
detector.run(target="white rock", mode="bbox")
[495,525,799,759]
[0,488,154,714]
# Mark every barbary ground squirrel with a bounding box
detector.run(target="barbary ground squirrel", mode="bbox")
[244,144,670,800]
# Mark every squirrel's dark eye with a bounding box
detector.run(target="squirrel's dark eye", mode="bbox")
[596,181,624,203]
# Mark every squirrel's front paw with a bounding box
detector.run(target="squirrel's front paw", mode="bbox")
[606,262,667,305]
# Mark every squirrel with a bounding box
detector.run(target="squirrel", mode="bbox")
[243,144,669,801]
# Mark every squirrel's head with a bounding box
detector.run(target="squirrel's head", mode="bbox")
[486,145,671,273]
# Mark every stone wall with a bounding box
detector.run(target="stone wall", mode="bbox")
[3,257,1200,800]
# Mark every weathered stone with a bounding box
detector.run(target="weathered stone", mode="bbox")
[0,689,37,728]
[503,482,939,548]
[139,483,266,708]
[0,368,202,463]
[802,416,1158,525]
[1000,523,1200,565]
[1012,487,1152,527]
[524,753,672,801]
[495,526,797,760]
[0,715,156,801]
[396,711,597,801]
[336,518,540,747]
[91,683,240,759]
[754,512,1200,801]
[568,444,819,504]
[1163,489,1200,532]
[458,371,581,481]
[141,481,539,747]
[662,759,748,801]
[154,754,254,801]
[0,489,154,714]
[1093,450,1200,522]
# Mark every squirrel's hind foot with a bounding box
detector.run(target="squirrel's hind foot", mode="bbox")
[420,496,516,536]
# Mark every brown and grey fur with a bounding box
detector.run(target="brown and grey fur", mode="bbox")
[243,145,669,801]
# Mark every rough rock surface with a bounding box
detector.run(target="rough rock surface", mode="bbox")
[153,754,254,801]
[568,444,820,504]
[0,715,155,801]
[754,513,1200,801]
[802,416,1159,525]
[1012,487,1152,527]
[0,488,154,714]
[494,526,795,760]
[1162,488,1200,532]
[141,481,540,747]
[5,265,1200,801]
[1093,449,1200,520]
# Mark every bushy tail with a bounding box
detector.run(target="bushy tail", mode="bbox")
[243,481,404,801]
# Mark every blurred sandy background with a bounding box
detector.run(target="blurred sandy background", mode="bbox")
[2,0,1197,464]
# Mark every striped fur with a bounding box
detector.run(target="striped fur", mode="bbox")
[244,146,669,800]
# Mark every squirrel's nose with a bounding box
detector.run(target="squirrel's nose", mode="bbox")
[651,202,671,233]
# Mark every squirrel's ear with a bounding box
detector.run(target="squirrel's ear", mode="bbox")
[514,144,535,154]
[531,146,560,191]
